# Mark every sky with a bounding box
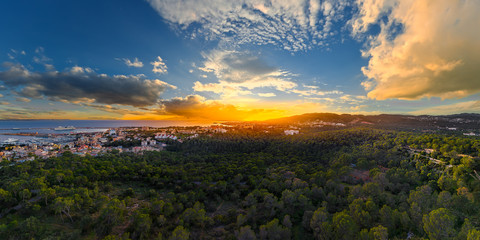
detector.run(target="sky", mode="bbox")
[0,0,479,121]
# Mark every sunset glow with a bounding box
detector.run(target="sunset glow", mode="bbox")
[2,1,480,238]
[1,0,479,120]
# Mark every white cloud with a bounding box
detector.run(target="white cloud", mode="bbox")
[121,57,144,68]
[350,105,367,110]
[353,0,480,100]
[290,88,342,96]
[303,84,319,89]
[349,0,396,37]
[8,49,26,60]
[339,94,368,104]
[193,81,253,98]
[194,50,297,98]
[258,93,276,97]
[35,47,44,54]
[151,56,168,74]
[147,0,349,51]
[70,66,93,74]
[149,0,480,103]
[308,97,336,102]
[32,47,54,71]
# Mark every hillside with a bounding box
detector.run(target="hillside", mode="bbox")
[263,113,480,131]
[1,128,480,239]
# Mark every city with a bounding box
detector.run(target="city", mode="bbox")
[1,0,480,238]
[0,125,228,162]
[2,113,479,163]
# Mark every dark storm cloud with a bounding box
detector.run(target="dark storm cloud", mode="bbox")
[0,64,176,107]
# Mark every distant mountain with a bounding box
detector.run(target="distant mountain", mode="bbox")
[263,113,480,131]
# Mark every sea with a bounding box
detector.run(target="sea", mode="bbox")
[0,120,212,142]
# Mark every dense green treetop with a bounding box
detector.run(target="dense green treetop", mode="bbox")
[0,128,479,239]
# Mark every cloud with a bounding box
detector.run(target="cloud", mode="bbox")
[258,93,276,97]
[350,105,367,110]
[0,63,176,107]
[119,57,144,67]
[290,88,342,96]
[349,0,396,37]
[353,0,480,100]
[409,100,480,115]
[81,102,150,116]
[199,50,277,81]
[32,47,55,71]
[159,94,285,121]
[194,50,297,97]
[193,81,253,97]
[8,49,26,60]
[157,95,339,121]
[151,56,168,74]
[0,106,67,120]
[15,97,31,103]
[147,0,349,51]
[307,97,336,102]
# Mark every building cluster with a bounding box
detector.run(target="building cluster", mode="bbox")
[0,125,242,162]
[0,121,367,163]
[0,128,156,162]
[284,130,300,135]
[301,120,347,127]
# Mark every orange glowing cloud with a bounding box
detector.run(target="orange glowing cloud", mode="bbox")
[355,0,480,100]
[121,95,333,121]
[121,95,285,121]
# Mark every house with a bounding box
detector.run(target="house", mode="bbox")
[284,130,299,135]
[215,128,227,133]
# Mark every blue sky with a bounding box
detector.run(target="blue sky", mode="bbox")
[0,0,479,120]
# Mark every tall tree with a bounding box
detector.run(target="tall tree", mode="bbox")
[423,208,456,240]
[168,226,189,240]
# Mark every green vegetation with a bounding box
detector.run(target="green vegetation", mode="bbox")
[1,128,480,239]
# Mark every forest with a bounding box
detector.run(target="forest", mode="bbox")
[1,128,480,239]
